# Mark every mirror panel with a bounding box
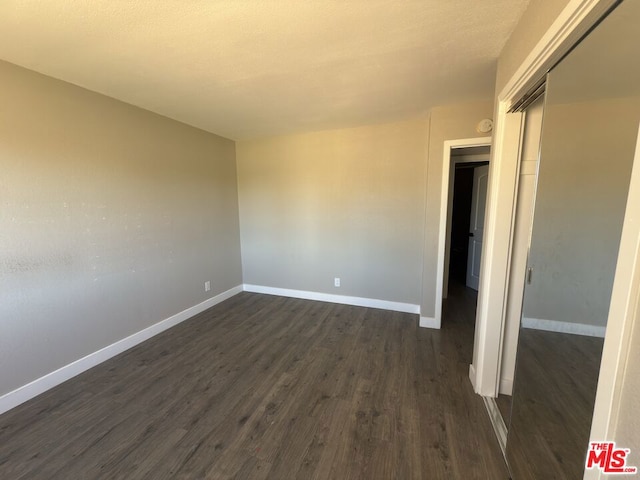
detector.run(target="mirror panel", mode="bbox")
[506,0,640,478]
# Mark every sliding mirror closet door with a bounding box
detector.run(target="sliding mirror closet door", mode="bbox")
[505,1,640,478]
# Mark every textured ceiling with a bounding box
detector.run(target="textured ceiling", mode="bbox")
[0,0,529,140]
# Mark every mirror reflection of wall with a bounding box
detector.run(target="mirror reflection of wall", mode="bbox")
[505,0,640,478]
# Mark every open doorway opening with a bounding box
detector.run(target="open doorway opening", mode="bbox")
[448,159,490,292]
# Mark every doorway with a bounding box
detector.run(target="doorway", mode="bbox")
[434,138,491,329]
[448,160,489,292]
[445,159,489,290]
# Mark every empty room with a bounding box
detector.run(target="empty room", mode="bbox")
[1,1,639,479]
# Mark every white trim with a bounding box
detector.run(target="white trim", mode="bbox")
[483,396,508,457]
[419,316,439,329]
[435,137,492,329]
[586,124,640,480]
[471,109,523,397]
[0,285,243,416]
[499,378,513,396]
[522,317,606,338]
[469,363,478,391]
[472,0,616,398]
[243,284,420,315]
[500,0,618,108]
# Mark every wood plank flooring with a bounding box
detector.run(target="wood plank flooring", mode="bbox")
[0,287,508,479]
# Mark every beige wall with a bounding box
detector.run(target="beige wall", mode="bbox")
[236,119,429,305]
[237,102,493,315]
[0,60,242,397]
[495,0,572,95]
[421,101,493,317]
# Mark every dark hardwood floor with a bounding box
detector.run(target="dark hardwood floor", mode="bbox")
[0,287,508,479]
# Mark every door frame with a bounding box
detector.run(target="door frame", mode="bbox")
[431,137,492,329]
[470,0,618,398]
[473,2,640,478]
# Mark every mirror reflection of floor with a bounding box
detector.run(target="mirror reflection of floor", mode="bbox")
[506,329,604,479]
[496,394,511,424]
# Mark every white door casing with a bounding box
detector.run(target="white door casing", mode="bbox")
[424,137,492,330]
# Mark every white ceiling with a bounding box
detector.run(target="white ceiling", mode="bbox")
[0,0,529,140]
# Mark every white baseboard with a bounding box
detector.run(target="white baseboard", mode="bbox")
[499,377,513,396]
[483,396,508,458]
[522,317,606,338]
[419,316,440,329]
[469,364,478,393]
[0,285,243,416]
[243,284,420,315]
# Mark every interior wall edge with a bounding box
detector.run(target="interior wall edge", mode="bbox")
[0,285,244,416]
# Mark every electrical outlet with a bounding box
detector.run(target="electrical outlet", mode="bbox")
[334,277,341,287]
[204,280,211,292]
